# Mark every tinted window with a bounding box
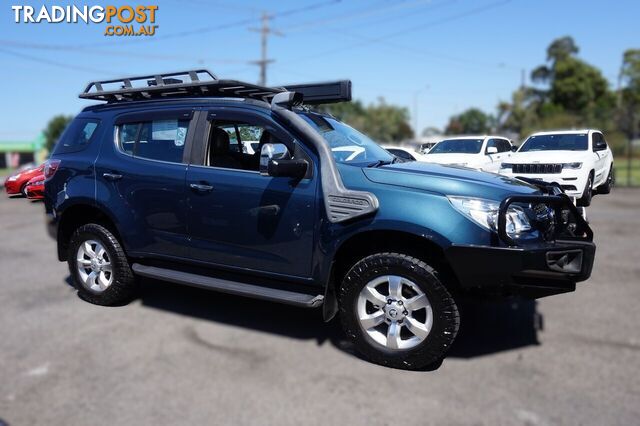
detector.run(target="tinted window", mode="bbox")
[299,113,393,165]
[519,134,588,152]
[498,139,512,152]
[217,123,264,154]
[206,121,268,171]
[54,119,100,154]
[485,139,498,153]
[429,139,483,154]
[117,119,189,163]
[118,123,138,155]
[593,133,607,151]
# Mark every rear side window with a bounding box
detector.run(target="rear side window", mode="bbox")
[54,119,100,154]
[117,119,189,163]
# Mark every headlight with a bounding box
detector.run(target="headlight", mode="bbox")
[448,196,532,235]
[8,174,20,181]
[562,162,582,169]
[500,163,513,169]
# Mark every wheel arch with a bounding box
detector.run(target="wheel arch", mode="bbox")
[56,203,123,261]
[323,229,459,321]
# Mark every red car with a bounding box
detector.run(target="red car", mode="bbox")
[4,164,44,196]
[25,173,45,200]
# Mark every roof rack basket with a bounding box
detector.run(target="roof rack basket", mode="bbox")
[80,69,351,105]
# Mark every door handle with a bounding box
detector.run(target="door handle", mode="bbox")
[190,183,214,192]
[103,173,123,181]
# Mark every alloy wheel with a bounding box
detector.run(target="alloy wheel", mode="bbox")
[357,275,433,350]
[76,239,113,293]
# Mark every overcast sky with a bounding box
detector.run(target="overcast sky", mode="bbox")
[1,0,638,139]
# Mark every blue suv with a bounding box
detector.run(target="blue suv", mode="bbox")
[44,70,595,369]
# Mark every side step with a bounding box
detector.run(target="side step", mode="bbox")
[132,264,324,308]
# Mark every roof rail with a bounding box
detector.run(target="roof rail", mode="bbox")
[79,69,351,105]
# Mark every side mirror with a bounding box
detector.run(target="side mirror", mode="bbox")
[486,146,498,155]
[260,143,307,179]
[511,145,517,152]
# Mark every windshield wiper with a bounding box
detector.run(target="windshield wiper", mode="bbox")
[367,159,394,168]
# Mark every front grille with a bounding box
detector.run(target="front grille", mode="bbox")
[513,163,562,174]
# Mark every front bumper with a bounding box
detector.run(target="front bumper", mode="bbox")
[4,179,21,194]
[26,186,44,199]
[445,240,596,298]
[499,170,587,197]
[446,187,595,298]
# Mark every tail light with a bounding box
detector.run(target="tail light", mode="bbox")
[43,159,61,180]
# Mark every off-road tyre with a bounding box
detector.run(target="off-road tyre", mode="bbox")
[338,252,459,370]
[68,223,137,306]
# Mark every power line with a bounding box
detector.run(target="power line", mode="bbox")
[0,47,116,75]
[272,0,342,18]
[0,40,247,64]
[280,0,515,71]
[65,0,342,48]
[286,0,453,33]
[165,0,262,14]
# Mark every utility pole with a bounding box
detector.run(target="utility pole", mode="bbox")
[249,12,283,86]
[412,85,430,139]
[521,68,526,90]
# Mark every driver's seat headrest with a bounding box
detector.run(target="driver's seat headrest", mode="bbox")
[210,127,230,154]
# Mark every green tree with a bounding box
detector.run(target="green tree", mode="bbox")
[319,98,413,142]
[618,49,640,140]
[445,108,493,134]
[530,36,615,122]
[500,37,617,138]
[44,115,73,153]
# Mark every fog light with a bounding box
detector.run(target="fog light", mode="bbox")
[546,250,582,273]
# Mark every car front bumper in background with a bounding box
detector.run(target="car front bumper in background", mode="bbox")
[499,170,588,197]
[445,240,596,298]
[4,179,22,194]
[26,184,44,199]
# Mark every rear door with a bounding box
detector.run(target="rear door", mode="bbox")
[185,107,318,279]
[95,109,195,258]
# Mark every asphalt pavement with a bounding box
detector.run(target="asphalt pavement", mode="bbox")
[0,190,639,425]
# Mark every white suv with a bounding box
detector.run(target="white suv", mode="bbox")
[499,130,614,206]
[422,136,514,173]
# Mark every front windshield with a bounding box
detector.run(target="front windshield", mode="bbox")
[299,112,394,165]
[519,133,588,152]
[428,139,483,154]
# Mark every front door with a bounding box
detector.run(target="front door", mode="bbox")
[186,108,318,279]
[484,138,502,172]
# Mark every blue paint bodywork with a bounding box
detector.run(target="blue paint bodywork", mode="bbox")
[44,99,544,292]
